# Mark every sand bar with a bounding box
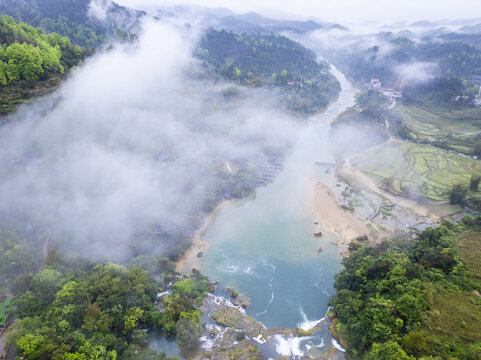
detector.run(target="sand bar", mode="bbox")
[313,180,369,247]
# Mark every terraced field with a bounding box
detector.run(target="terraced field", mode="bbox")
[394,104,481,141]
[351,141,481,200]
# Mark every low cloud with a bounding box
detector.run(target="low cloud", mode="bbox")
[0,19,299,261]
[394,61,439,83]
[88,0,112,21]
[302,28,356,52]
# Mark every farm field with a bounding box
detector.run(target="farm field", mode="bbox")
[393,104,481,155]
[351,141,481,200]
[394,104,481,140]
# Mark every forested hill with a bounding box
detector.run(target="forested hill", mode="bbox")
[0,15,90,114]
[333,34,481,108]
[197,29,341,114]
[330,218,481,359]
[199,29,321,80]
[0,0,145,47]
[210,11,349,35]
[340,36,481,85]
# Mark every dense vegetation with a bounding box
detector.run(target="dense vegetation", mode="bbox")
[211,11,346,35]
[341,35,481,85]
[199,29,322,80]
[0,297,13,326]
[0,15,92,114]
[334,33,481,110]
[330,219,481,359]
[197,29,341,114]
[7,250,212,360]
[402,77,478,108]
[0,0,144,47]
[0,214,212,359]
[0,15,86,84]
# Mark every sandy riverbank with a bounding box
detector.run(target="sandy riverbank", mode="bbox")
[175,200,230,273]
[313,180,369,248]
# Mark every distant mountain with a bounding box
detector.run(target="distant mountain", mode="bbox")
[155,4,233,19]
[409,20,435,27]
[152,6,348,35]
[335,31,481,86]
[212,12,349,34]
[212,16,266,34]
[443,17,481,26]
[460,22,481,33]
[428,21,481,47]
[329,23,349,31]
[439,32,481,48]
[418,27,451,40]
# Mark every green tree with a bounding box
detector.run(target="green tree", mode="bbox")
[0,15,82,88]
[16,333,46,358]
[395,294,425,324]
[369,341,411,360]
[0,60,7,86]
[5,42,44,81]
[474,140,481,157]
[176,311,203,353]
[449,184,467,205]
[401,332,428,357]
[470,174,481,191]
[233,67,241,78]
[124,307,144,331]
[13,263,163,359]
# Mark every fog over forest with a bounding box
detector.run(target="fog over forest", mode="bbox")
[0,19,299,261]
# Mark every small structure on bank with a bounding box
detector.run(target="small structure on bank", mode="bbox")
[369,78,403,98]
[256,162,283,188]
[370,78,382,89]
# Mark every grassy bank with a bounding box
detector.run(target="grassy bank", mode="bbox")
[330,220,481,359]
[420,229,481,357]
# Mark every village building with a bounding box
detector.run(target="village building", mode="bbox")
[370,78,382,89]
[368,78,403,98]
[382,89,403,98]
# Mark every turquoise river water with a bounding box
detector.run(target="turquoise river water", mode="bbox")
[150,67,357,359]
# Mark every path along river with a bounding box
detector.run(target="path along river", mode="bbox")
[156,67,358,359]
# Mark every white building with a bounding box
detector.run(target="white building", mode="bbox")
[370,78,382,89]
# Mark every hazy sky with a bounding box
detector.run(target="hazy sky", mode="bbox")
[116,0,481,23]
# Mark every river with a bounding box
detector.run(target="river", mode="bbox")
[155,67,357,359]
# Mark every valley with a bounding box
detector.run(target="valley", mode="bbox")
[2,1,481,360]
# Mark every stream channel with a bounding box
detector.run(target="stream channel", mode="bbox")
[150,67,357,359]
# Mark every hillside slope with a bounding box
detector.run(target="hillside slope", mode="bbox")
[330,219,481,359]
[198,29,341,114]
